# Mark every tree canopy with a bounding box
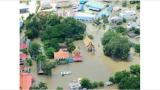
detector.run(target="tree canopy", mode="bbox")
[109,64,140,90]
[29,42,41,59]
[102,31,130,60]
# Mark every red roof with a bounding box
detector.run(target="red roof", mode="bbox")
[20,73,33,90]
[20,43,27,49]
[20,53,28,60]
[54,49,69,60]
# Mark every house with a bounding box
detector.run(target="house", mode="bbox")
[78,4,84,11]
[86,1,106,11]
[59,43,67,51]
[56,0,71,8]
[54,49,69,60]
[41,0,52,10]
[20,3,29,13]
[20,53,28,65]
[72,48,82,62]
[20,53,28,60]
[20,66,30,73]
[20,0,29,3]
[119,10,137,21]
[74,12,95,21]
[127,22,140,30]
[83,36,95,52]
[20,43,28,49]
[20,73,33,90]
[108,16,123,25]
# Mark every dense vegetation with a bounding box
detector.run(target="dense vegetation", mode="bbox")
[24,13,86,58]
[109,64,140,90]
[80,78,104,89]
[30,82,48,90]
[102,31,130,60]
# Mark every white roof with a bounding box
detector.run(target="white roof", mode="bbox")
[75,12,95,17]
[20,3,29,9]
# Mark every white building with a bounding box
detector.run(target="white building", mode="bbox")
[108,16,123,25]
[119,10,137,21]
[127,22,140,30]
[41,0,52,10]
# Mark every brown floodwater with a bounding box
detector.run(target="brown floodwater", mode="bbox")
[30,23,140,90]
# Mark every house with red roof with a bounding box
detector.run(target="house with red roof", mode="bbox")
[20,43,28,49]
[54,49,69,60]
[72,48,82,62]
[20,73,33,90]
[20,53,28,65]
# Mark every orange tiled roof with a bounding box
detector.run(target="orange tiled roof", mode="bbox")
[20,73,32,90]
[54,49,69,59]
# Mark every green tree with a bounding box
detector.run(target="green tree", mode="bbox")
[109,65,140,90]
[134,44,140,53]
[46,47,56,59]
[115,26,127,35]
[80,78,92,89]
[67,42,76,52]
[36,54,46,62]
[102,31,130,60]
[114,71,130,83]
[119,75,140,90]
[130,64,140,75]
[29,43,40,59]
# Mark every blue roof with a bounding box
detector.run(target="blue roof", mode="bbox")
[97,6,112,18]
[78,4,84,11]
[86,1,105,10]
[80,0,87,4]
[74,15,95,21]
[107,5,113,11]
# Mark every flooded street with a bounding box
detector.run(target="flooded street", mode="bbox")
[30,23,140,89]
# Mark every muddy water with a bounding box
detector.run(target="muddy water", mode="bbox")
[30,23,139,89]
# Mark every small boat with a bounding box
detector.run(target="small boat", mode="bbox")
[61,71,72,76]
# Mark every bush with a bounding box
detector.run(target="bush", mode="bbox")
[134,44,140,53]
[56,86,63,90]
[20,48,28,54]
[25,59,32,66]
[98,81,104,87]
[91,81,98,89]
[80,78,92,89]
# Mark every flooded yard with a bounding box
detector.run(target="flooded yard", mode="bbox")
[30,23,140,89]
